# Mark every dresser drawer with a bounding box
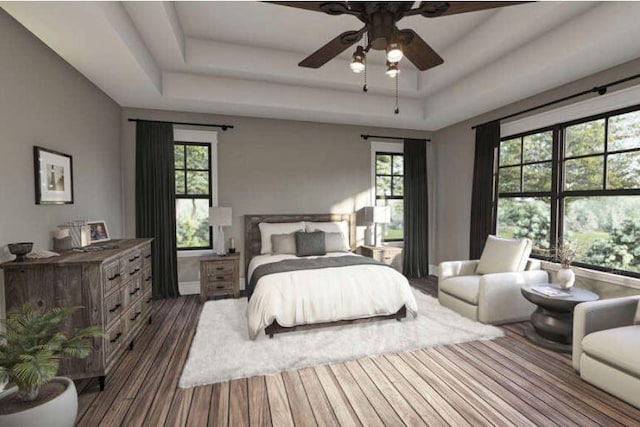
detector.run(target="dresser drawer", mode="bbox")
[105,320,124,364]
[124,276,143,307]
[142,267,152,295]
[124,302,144,337]
[103,259,122,295]
[121,248,142,273]
[142,290,152,316]
[142,243,152,268]
[105,288,124,329]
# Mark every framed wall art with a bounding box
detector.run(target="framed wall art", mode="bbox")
[33,146,74,205]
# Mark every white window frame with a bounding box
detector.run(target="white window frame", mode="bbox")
[173,127,218,257]
[370,141,404,243]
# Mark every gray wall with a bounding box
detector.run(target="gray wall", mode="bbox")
[432,57,640,297]
[121,108,431,285]
[0,11,122,313]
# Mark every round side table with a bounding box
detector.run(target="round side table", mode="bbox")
[521,284,599,353]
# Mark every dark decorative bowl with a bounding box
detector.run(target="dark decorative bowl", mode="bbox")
[8,242,33,262]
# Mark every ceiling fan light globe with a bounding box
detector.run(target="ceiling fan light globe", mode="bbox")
[385,61,399,78]
[386,43,403,63]
[350,61,365,73]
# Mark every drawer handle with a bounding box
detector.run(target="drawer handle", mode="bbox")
[130,312,141,321]
[145,297,152,304]
[215,267,225,271]
[144,254,151,259]
[110,332,122,343]
[216,285,225,289]
[129,268,140,276]
[384,257,391,260]
[108,273,121,281]
[145,276,152,282]
[109,303,121,313]
[129,255,140,262]
[129,288,139,296]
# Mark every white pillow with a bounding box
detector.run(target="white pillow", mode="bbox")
[306,221,349,251]
[259,222,305,254]
[476,235,532,275]
[324,232,349,253]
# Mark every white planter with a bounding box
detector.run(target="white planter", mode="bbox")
[0,377,78,427]
[557,268,575,290]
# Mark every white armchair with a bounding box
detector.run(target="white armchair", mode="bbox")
[438,236,549,324]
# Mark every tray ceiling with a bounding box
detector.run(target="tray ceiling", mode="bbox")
[4,1,640,130]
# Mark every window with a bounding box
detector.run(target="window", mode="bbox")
[496,130,553,254]
[174,142,212,250]
[375,152,404,241]
[495,105,640,277]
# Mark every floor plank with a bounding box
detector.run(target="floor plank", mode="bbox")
[74,281,640,426]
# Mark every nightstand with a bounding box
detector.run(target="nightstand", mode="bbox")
[357,245,403,271]
[199,253,240,302]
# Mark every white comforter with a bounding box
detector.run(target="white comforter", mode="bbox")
[246,253,418,339]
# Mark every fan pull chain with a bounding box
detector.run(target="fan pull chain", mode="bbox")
[394,69,399,114]
[363,58,368,92]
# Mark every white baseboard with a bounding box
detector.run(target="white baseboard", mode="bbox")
[430,264,438,276]
[179,281,200,296]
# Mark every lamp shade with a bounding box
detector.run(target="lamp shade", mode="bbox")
[360,206,391,224]
[209,207,232,227]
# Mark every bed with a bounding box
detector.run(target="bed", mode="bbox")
[244,213,418,339]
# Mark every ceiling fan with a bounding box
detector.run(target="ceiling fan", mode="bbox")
[268,2,528,73]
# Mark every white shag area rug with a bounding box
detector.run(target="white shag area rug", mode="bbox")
[179,288,503,388]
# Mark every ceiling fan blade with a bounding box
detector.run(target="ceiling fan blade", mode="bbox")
[299,30,363,68]
[264,2,351,15]
[413,2,530,18]
[398,29,443,71]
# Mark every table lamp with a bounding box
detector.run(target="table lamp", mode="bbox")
[360,206,391,246]
[209,206,232,255]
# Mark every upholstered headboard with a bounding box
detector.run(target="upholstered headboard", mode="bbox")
[244,213,356,274]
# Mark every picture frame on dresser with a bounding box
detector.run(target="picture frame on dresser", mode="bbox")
[33,146,74,205]
[88,220,110,243]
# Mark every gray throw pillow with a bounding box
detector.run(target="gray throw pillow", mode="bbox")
[635,300,640,325]
[295,231,326,257]
[325,232,348,252]
[271,233,296,255]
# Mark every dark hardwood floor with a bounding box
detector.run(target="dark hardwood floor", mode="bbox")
[76,278,640,426]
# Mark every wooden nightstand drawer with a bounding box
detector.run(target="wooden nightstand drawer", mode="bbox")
[203,261,235,275]
[204,281,234,293]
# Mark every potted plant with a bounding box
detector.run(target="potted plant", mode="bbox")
[0,304,105,427]
[555,241,578,289]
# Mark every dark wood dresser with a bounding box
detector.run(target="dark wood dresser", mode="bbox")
[0,238,153,389]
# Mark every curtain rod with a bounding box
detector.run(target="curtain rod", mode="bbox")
[360,134,430,142]
[471,72,640,130]
[128,118,234,131]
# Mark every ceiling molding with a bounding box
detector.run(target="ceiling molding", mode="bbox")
[4,1,640,131]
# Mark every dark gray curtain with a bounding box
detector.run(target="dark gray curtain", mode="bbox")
[403,139,429,278]
[135,121,179,298]
[469,121,500,259]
